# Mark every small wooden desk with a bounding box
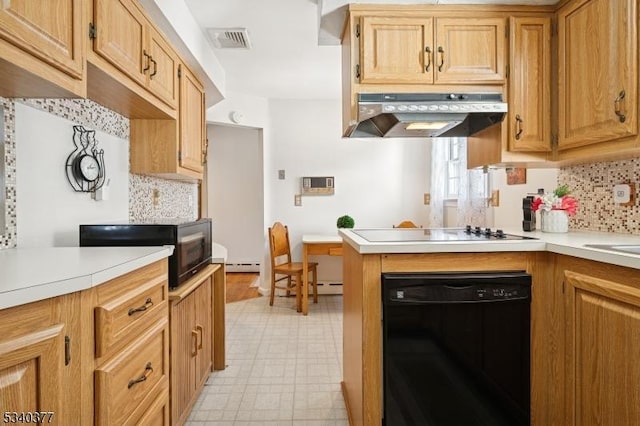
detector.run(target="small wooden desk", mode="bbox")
[301,234,343,315]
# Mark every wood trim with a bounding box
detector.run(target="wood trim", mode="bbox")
[531,252,564,426]
[347,4,558,14]
[168,264,220,302]
[212,263,226,371]
[381,251,531,272]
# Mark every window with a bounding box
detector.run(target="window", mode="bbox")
[444,138,489,201]
[445,138,462,199]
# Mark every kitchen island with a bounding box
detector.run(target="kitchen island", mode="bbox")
[338,228,640,426]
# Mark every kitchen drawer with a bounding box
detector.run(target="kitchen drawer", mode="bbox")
[95,318,169,426]
[127,383,169,426]
[95,262,168,357]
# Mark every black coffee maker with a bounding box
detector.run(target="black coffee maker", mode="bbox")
[522,196,536,231]
[522,189,544,231]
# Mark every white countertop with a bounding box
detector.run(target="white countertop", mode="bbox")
[0,246,174,310]
[339,228,640,270]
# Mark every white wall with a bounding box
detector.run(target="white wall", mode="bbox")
[265,98,431,289]
[490,167,558,231]
[207,91,270,129]
[15,103,129,247]
[208,124,264,268]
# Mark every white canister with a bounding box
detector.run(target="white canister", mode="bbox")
[541,209,569,233]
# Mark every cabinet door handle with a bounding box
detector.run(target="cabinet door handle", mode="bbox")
[196,324,204,350]
[150,57,158,78]
[437,46,445,72]
[127,362,153,389]
[614,90,626,123]
[425,46,432,72]
[143,50,150,73]
[515,114,524,140]
[191,330,198,356]
[64,336,71,366]
[128,298,153,316]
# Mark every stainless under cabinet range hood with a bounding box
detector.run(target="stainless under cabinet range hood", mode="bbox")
[346,93,507,138]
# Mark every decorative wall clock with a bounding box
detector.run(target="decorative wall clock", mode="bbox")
[65,125,106,192]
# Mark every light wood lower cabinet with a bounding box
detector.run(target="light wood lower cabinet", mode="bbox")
[93,260,170,426]
[169,270,213,426]
[563,266,640,425]
[0,293,83,426]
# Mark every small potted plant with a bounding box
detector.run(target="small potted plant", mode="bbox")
[336,214,355,229]
[531,185,578,233]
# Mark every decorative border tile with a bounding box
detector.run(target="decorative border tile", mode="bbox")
[17,98,129,140]
[0,98,16,249]
[559,158,640,235]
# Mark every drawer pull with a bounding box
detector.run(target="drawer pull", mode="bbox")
[128,362,153,389]
[128,298,153,316]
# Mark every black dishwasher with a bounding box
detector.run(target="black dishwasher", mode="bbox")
[382,271,531,426]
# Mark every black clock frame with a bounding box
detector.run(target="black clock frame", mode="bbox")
[65,125,106,193]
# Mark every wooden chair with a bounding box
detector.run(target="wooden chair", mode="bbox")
[268,222,318,311]
[393,220,421,228]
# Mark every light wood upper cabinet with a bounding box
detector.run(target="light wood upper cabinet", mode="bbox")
[147,27,180,108]
[92,0,179,110]
[93,0,147,86]
[0,0,85,97]
[434,18,505,84]
[558,0,638,150]
[564,269,640,425]
[359,16,505,85]
[508,17,551,152]
[179,64,206,174]
[0,0,83,79]
[130,62,205,181]
[360,17,432,84]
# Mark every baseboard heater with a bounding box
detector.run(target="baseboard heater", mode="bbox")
[225,262,260,272]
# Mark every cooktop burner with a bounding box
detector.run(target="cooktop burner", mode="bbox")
[352,226,537,242]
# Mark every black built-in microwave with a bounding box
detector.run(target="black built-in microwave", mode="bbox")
[80,218,212,288]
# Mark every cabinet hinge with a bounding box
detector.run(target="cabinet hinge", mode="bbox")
[178,64,182,78]
[356,23,360,38]
[506,64,509,80]
[355,64,360,80]
[88,23,97,40]
[64,336,71,366]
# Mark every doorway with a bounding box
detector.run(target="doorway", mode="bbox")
[208,124,264,274]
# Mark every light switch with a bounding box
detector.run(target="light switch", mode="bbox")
[294,194,302,206]
[278,170,285,180]
[424,193,431,205]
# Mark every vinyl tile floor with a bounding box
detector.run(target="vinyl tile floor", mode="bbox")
[186,295,348,426]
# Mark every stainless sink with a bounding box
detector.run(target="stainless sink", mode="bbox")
[584,244,640,255]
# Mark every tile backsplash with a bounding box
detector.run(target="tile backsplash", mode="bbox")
[0,97,198,249]
[0,99,16,249]
[559,158,640,235]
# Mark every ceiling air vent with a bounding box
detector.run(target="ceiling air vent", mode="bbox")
[206,28,252,49]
